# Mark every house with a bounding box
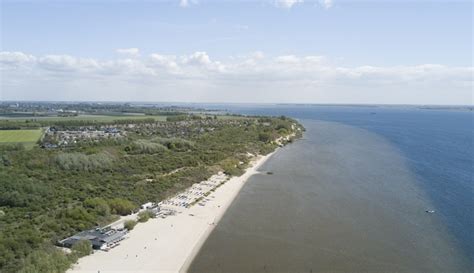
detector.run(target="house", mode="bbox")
[105,128,120,134]
[41,143,58,149]
[141,202,154,210]
[58,227,127,250]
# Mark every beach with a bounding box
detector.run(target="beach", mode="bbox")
[68,151,276,273]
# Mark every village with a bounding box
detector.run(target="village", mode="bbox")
[43,126,126,148]
[40,117,259,148]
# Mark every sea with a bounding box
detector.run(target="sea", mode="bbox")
[188,105,473,272]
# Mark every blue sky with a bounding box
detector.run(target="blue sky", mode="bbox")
[1,0,473,104]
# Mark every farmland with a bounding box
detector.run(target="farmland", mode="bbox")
[0,114,168,122]
[0,129,43,147]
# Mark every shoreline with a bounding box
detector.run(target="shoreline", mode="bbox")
[68,150,277,273]
[179,150,275,273]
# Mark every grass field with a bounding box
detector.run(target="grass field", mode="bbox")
[0,114,169,122]
[0,114,249,122]
[215,115,248,120]
[0,129,44,148]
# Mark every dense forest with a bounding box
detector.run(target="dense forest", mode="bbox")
[0,113,303,273]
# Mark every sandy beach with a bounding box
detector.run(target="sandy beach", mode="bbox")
[68,151,275,273]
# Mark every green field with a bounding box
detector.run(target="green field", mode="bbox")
[0,114,168,122]
[0,129,43,147]
[0,114,247,123]
[214,115,248,120]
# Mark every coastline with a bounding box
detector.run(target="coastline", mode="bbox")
[68,150,277,273]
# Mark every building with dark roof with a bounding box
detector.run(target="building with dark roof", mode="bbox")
[58,227,127,250]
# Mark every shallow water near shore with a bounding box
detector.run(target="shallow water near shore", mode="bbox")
[189,118,472,272]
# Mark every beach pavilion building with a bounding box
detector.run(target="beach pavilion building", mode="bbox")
[58,227,127,250]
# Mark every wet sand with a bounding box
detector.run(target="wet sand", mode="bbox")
[189,120,470,273]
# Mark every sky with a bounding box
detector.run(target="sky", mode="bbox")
[0,0,473,104]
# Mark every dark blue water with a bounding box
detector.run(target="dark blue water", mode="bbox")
[200,104,474,264]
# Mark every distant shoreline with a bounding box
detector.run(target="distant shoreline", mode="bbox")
[2,100,472,109]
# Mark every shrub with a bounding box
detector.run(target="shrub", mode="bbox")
[71,240,93,258]
[151,137,194,151]
[220,158,244,176]
[137,210,155,223]
[17,246,73,273]
[108,198,136,216]
[129,140,167,154]
[54,152,115,171]
[258,132,272,143]
[124,220,137,231]
[84,198,111,217]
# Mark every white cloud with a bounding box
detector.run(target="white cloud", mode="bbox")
[38,55,100,72]
[275,0,304,9]
[252,51,265,60]
[0,51,36,65]
[116,48,140,57]
[149,54,180,73]
[179,51,226,73]
[275,55,300,63]
[1,51,472,104]
[320,0,333,9]
[179,0,189,7]
[179,0,198,8]
[183,51,212,66]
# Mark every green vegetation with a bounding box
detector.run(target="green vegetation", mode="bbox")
[0,129,43,143]
[54,152,115,171]
[137,210,155,223]
[0,129,43,149]
[129,140,167,154]
[71,240,93,258]
[220,157,245,176]
[152,137,195,151]
[0,106,303,273]
[108,199,137,216]
[0,114,168,122]
[124,220,137,231]
[17,246,75,273]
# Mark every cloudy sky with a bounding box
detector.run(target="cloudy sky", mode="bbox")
[1,0,472,104]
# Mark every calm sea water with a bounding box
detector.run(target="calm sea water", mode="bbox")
[189,105,473,272]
